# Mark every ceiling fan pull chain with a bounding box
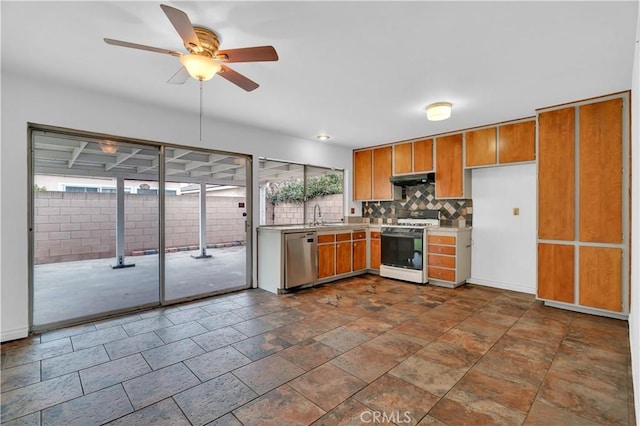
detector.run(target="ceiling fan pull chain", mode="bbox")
[200,79,203,141]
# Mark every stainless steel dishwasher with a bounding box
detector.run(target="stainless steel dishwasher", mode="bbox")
[284,231,317,289]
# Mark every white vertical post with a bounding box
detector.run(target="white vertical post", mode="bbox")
[192,182,211,259]
[113,176,134,269]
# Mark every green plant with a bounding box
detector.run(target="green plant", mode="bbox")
[266,174,343,204]
[33,184,47,191]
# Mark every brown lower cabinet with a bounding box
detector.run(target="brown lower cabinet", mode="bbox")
[426,230,471,288]
[336,232,352,275]
[317,239,336,279]
[352,231,366,271]
[369,231,381,270]
[318,230,369,280]
[537,243,574,304]
[579,246,622,312]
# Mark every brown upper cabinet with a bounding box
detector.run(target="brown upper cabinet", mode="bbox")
[464,119,536,169]
[538,107,575,241]
[393,138,434,175]
[465,127,497,167]
[579,98,623,244]
[393,142,412,175]
[435,133,470,198]
[413,138,434,172]
[498,120,536,163]
[353,149,372,201]
[353,146,393,201]
[373,146,393,200]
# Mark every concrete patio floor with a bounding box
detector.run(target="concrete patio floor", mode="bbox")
[33,246,248,329]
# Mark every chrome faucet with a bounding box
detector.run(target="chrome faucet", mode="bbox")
[313,203,323,226]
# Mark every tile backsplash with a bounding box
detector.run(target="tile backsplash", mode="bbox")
[362,183,472,227]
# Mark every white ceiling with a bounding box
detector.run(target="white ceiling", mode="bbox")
[2,1,638,149]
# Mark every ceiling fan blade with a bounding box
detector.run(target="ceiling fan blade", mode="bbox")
[104,38,182,57]
[160,4,202,52]
[218,65,259,92]
[167,66,190,84]
[217,46,279,63]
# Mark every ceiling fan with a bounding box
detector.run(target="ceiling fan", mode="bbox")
[104,4,278,91]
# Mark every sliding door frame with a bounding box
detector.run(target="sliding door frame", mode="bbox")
[27,123,253,334]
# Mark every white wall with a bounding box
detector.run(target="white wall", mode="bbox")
[629,2,640,421]
[0,72,355,341]
[469,163,537,294]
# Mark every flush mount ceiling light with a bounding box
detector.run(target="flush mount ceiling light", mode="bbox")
[316,134,331,141]
[179,53,222,81]
[426,102,453,121]
[99,140,118,154]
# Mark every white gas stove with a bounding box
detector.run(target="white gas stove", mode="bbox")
[379,211,439,284]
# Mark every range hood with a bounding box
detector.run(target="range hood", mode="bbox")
[389,172,435,187]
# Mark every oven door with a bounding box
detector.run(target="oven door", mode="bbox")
[381,227,424,270]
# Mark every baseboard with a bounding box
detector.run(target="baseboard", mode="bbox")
[1,326,29,343]
[467,277,535,295]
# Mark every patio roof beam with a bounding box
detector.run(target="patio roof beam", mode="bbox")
[67,142,88,168]
[105,149,142,171]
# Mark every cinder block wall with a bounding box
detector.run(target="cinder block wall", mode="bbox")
[34,192,246,264]
[264,194,343,225]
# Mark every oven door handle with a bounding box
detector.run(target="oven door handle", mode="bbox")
[382,233,423,238]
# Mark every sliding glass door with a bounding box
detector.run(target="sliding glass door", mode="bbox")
[30,127,252,332]
[164,149,249,302]
[31,131,160,330]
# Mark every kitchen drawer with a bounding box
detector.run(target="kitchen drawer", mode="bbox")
[370,231,381,239]
[428,235,456,245]
[318,234,335,244]
[429,267,456,282]
[352,231,366,240]
[336,233,351,242]
[428,245,456,255]
[428,255,455,268]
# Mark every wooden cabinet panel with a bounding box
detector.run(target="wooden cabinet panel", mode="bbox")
[435,134,464,198]
[336,233,351,242]
[427,235,456,245]
[353,240,366,271]
[538,107,575,240]
[428,245,456,255]
[370,237,381,270]
[353,150,372,201]
[579,98,623,244]
[413,138,433,172]
[352,231,366,240]
[428,255,455,268]
[428,267,455,282]
[373,146,393,199]
[318,244,335,279]
[393,142,412,175]
[537,243,574,303]
[318,234,335,244]
[579,246,622,311]
[465,127,497,167]
[336,241,352,274]
[499,121,535,163]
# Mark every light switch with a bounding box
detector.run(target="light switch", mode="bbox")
[513,207,520,216]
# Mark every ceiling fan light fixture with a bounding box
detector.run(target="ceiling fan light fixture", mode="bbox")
[426,102,453,121]
[180,54,221,81]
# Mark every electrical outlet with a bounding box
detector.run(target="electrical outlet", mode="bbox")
[350,207,355,214]
[513,207,520,216]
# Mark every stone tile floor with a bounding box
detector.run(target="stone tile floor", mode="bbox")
[1,274,635,425]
